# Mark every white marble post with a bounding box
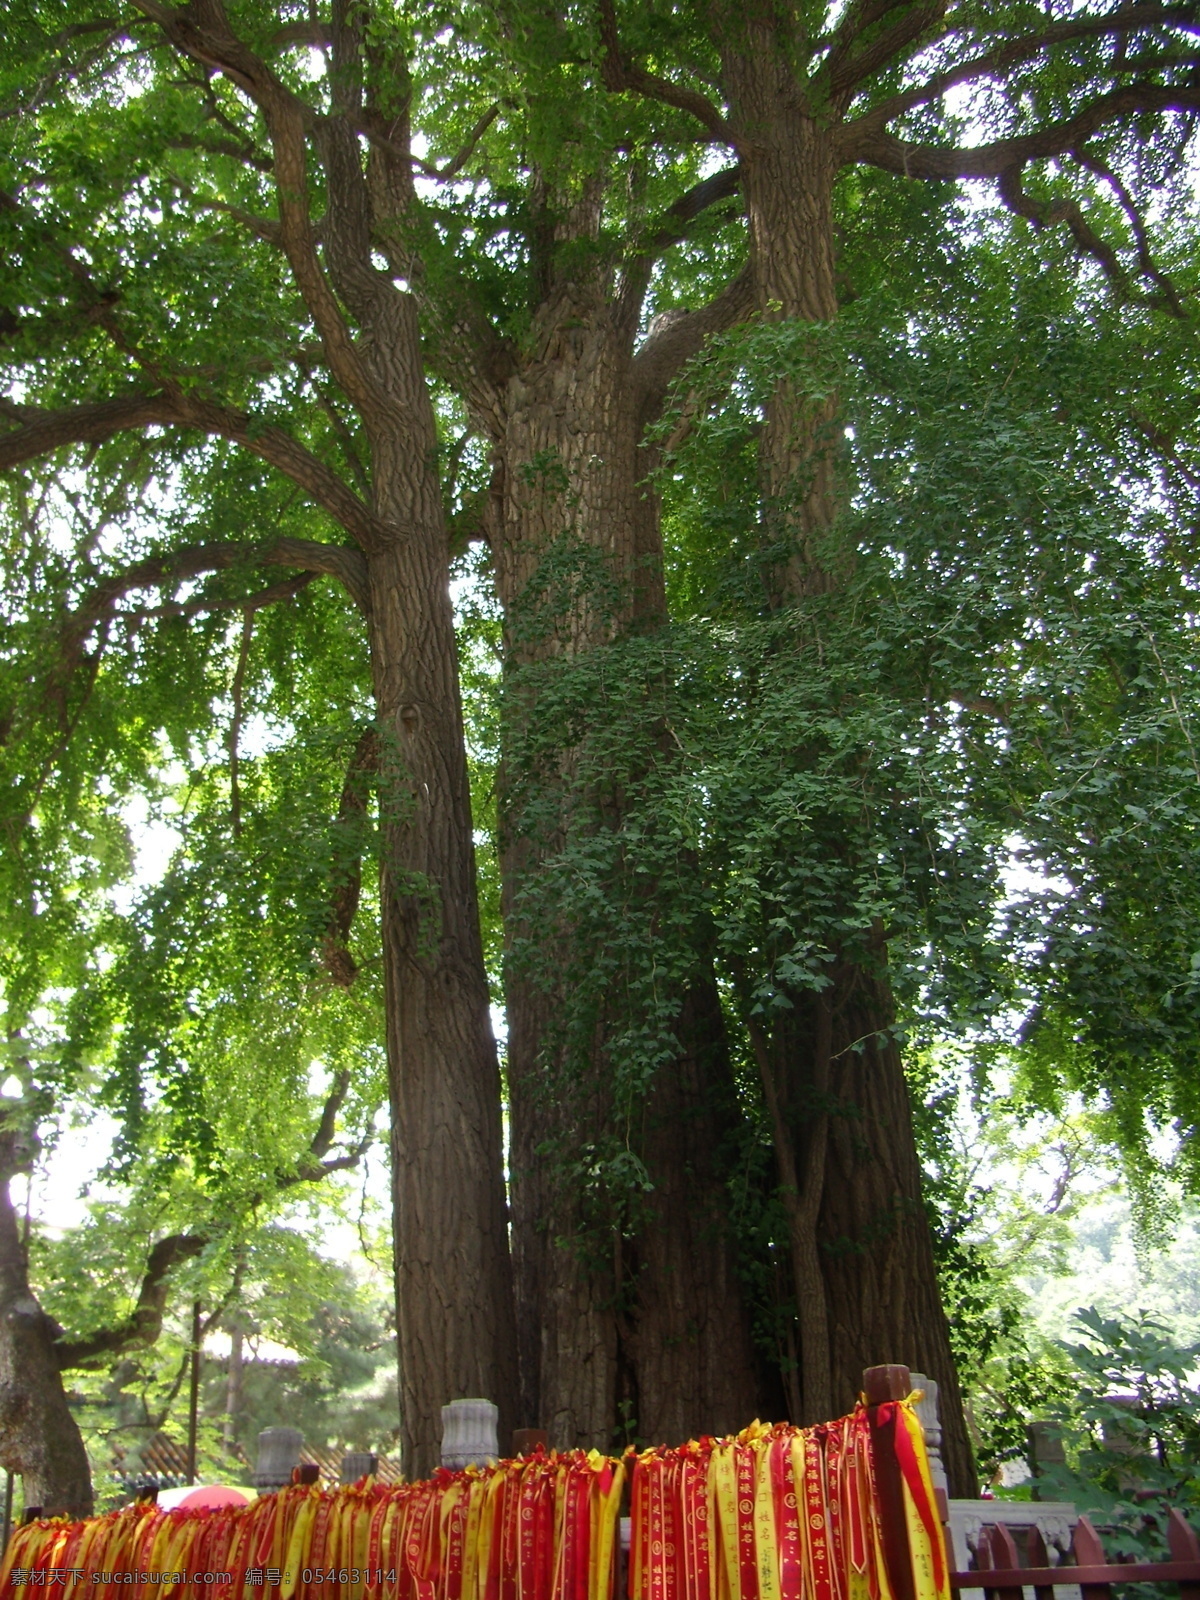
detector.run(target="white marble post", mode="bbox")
[440,1399,500,1471]
[908,1373,949,1506]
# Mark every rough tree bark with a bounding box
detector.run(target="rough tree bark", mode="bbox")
[299,8,520,1476]
[716,12,976,1492]
[597,0,1194,1483]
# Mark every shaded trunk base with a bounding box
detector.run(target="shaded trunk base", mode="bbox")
[774,977,977,1496]
[507,970,771,1452]
[0,1149,93,1520]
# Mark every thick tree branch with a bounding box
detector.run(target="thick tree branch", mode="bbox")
[632,264,756,420]
[997,161,1187,315]
[841,82,1200,175]
[58,539,369,693]
[0,392,177,466]
[1000,163,1130,285]
[823,0,918,75]
[633,164,742,260]
[1072,145,1188,315]
[433,104,500,181]
[133,569,318,623]
[598,0,748,154]
[849,6,1200,135]
[0,391,384,554]
[133,0,388,428]
[54,1235,207,1370]
[282,1066,375,1187]
[822,1,949,102]
[164,131,273,174]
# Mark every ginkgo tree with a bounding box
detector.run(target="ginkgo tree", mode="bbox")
[2,0,1200,1519]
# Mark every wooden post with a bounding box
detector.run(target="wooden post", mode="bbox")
[1026,1521,1058,1600]
[186,1298,202,1485]
[981,1523,1024,1600]
[1071,1517,1114,1600]
[1169,1509,1200,1600]
[512,1430,548,1457]
[863,1365,916,1600]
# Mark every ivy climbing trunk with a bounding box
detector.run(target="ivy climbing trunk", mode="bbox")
[717,13,977,1492]
[490,234,767,1449]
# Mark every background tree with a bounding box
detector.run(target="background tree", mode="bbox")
[0,0,518,1489]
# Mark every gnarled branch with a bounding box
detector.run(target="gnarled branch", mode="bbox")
[632,264,757,422]
[847,5,1200,136]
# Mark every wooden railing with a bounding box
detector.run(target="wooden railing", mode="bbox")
[862,1364,1200,1600]
[950,1508,1200,1599]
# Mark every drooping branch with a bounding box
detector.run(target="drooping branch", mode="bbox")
[132,569,318,624]
[164,131,273,173]
[0,19,132,124]
[59,537,370,678]
[996,161,1188,315]
[168,182,284,245]
[0,391,384,553]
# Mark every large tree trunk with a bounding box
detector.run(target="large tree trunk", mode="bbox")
[0,1130,93,1519]
[719,24,977,1492]
[364,294,519,1478]
[494,275,766,1449]
[314,79,520,1476]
